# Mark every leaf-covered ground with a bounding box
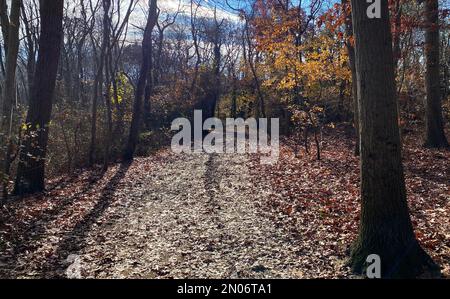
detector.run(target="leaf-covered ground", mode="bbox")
[248,128,449,278]
[0,129,448,278]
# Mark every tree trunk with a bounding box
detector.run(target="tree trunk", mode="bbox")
[349,0,439,278]
[0,0,10,53]
[349,49,360,156]
[0,0,21,199]
[143,38,154,129]
[342,0,360,156]
[244,18,265,118]
[0,0,20,127]
[423,0,448,148]
[392,0,403,71]
[210,41,220,118]
[102,0,113,171]
[210,8,223,120]
[21,1,37,102]
[231,69,237,119]
[124,0,157,161]
[14,0,64,195]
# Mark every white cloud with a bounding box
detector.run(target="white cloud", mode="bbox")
[136,0,240,22]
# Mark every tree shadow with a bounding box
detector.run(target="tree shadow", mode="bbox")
[40,162,132,278]
[0,168,108,277]
[204,154,220,205]
[404,165,449,186]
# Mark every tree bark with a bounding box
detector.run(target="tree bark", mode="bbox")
[102,0,113,171]
[124,0,157,160]
[211,8,223,120]
[0,0,20,124]
[423,0,448,148]
[14,0,64,195]
[0,0,10,53]
[342,0,359,156]
[244,17,265,118]
[143,38,154,129]
[21,2,37,101]
[392,0,403,71]
[0,0,21,199]
[88,1,109,166]
[349,0,439,278]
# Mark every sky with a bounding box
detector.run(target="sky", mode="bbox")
[133,0,241,23]
[149,0,338,23]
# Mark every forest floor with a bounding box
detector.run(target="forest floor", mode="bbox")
[0,128,448,279]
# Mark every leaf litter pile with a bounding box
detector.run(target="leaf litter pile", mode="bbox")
[0,128,448,278]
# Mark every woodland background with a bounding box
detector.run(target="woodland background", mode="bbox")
[0,0,448,279]
[0,0,447,184]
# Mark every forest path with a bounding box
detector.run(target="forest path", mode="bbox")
[13,152,307,279]
[69,152,308,279]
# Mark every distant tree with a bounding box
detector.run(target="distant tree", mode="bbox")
[349,0,439,278]
[87,0,112,167]
[14,0,64,195]
[342,0,359,156]
[423,0,448,148]
[124,0,158,160]
[205,7,225,120]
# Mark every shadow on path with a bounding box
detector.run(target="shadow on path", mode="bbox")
[0,169,108,278]
[40,162,132,278]
[205,154,220,205]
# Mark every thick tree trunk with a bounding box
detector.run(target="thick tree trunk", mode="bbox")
[14,0,64,195]
[349,0,439,278]
[0,0,21,198]
[124,0,157,161]
[0,0,20,128]
[423,0,448,148]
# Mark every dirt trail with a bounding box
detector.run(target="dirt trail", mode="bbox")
[1,151,350,279]
[52,152,312,279]
[2,134,448,279]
